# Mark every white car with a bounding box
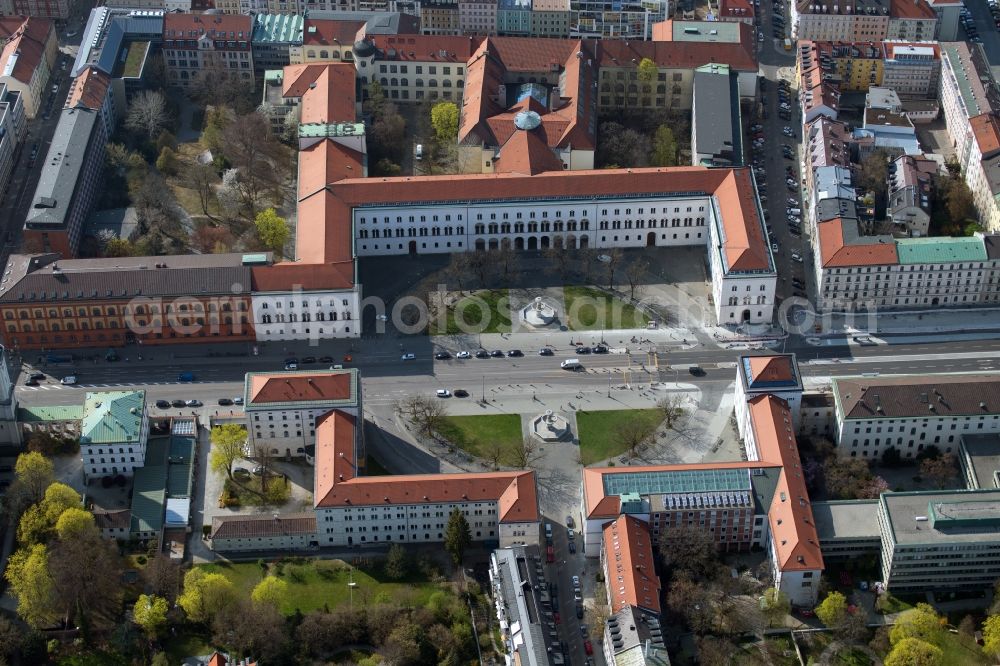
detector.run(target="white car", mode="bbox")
[572,575,580,588]
[401,353,416,361]
[435,389,451,398]
[456,351,471,359]
[771,243,780,252]
[568,528,575,540]
[791,252,803,263]
[60,376,76,385]
[284,362,298,370]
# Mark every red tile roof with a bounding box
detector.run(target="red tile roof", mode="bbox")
[603,516,661,615]
[0,17,52,85]
[313,410,539,523]
[251,261,355,292]
[600,25,757,72]
[163,13,253,41]
[282,62,357,125]
[748,395,823,572]
[302,18,365,48]
[746,355,797,385]
[365,33,481,62]
[298,139,365,198]
[582,461,770,519]
[493,128,567,175]
[817,217,899,267]
[248,372,352,404]
[714,169,771,271]
[65,66,110,112]
[889,0,936,20]
[971,113,1000,157]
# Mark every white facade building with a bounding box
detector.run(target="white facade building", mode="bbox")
[250,288,361,341]
[79,390,149,479]
[831,373,1000,459]
[243,369,360,458]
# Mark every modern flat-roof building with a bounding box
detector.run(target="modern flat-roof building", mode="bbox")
[80,390,149,479]
[959,434,1000,490]
[252,13,303,79]
[23,107,104,258]
[831,373,1000,459]
[878,490,1000,592]
[489,545,560,665]
[691,64,743,167]
[812,500,882,561]
[570,0,668,39]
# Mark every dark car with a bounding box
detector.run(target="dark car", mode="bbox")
[591,345,608,354]
[568,541,576,554]
[538,348,554,356]
[507,349,523,357]
[475,350,490,359]
[434,351,451,360]
[171,399,186,408]
[490,349,504,358]
[319,356,334,363]
[155,400,171,409]
[29,372,45,381]
[453,389,469,398]
[689,366,706,377]
[284,357,298,365]
[301,356,316,364]
[23,377,37,386]
[575,346,591,354]
[576,604,584,619]
[218,398,234,406]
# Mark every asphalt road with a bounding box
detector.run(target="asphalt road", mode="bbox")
[962,0,1000,81]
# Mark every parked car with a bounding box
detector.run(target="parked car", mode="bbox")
[475,350,490,359]
[507,349,524,357]
[218,398,234,406]
[171,399,186,408]
[435,389,451,398]
[456,351,471,359]
[185,399,202,407]
[453,389,469,398]
[155,400,170,409]
[568,541,576,553]
[490,349,504,357]
[575,346,591,354]
[60,376,76,385]
[434,351,451,360]
[538,348,554,356]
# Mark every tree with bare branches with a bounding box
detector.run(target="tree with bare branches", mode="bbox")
[443,252,473,292]
[508,438,542,469]
[126,90,169,140]
[182,163,218,219]
[221,112,286,219]
[395,395,448,439]
[484,441,505,471]
[624,257,649,300]
[605,248,623,289]
[656,395,687,429]
[543,244,570,279]
[617,419,656,461]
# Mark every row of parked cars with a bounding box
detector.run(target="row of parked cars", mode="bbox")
[962,5,983,42]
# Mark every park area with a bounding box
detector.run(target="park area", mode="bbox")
[428,289,512,335]
[576,408,664,465]
[437,414,524,464]
[564,285,651,331]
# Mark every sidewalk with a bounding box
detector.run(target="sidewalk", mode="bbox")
[819,307,1000,336]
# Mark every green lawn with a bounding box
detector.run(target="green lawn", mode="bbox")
[197,559,440,615]
[122,41,147,78]
[429,289,511,335]
[576,409,663,465]
[164,628,214,663]
[875,592,913,615]
[937,631,992,666]
[563,285,650,331]
[437,414,523,463]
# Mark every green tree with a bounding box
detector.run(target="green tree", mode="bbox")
[983,614,1000,657]
[890,603,943,646]
[444,509,471,565]
[637,57,658,106]
[155,146,178,176]
[104,237,134,257]
[254,208,290,260]
[815,591,848,628]
[4,544,57,629]
[209,424,248,482]
[133,594,169,639]
[202,106,229,154]
[14,452,54,505]
[945,176,976,224]
[54,507,95,541]
[760,588,790,627]
[250,576,288,610]
[151,653,170,666]
[178,569,237,624]
[18,482,82,545]
[651,125,678,167]
[884,637,943,666]
[430,101,460,143]
[385,543,409,580]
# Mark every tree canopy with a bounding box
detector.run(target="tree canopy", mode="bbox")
[250,576,289,609]
[255,208,290,260]
[444,509,471,565]
[815,591,848,628]
[133,594,169,638]
[884,637,943,666]
[178,569,237,624]
[430,102,460,143]
[890,603,943,646]
[210,424,248,481]
[4,543,57,629]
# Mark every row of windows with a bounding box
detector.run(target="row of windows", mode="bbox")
[4,301,247,319]
[379,77,464,89]
[378,64,464,75]
[357,206,703,225]
[259,299,350,308]
[260,311,350,324]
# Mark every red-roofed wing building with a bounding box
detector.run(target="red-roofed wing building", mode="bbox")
[736,354,804,435]
[243,369,360,458]
[601,515,661,615]
[0,16,57,119]
[162,14,253,89]
[312,394,540,547]
[965,113,1000,233]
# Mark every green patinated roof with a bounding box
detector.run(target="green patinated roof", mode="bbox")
[895,237,988,265]
[252,13,303,44]
[80,391,144,445]
[298,122,366,139]
[130,437,168,534]
[18,405,82,422]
